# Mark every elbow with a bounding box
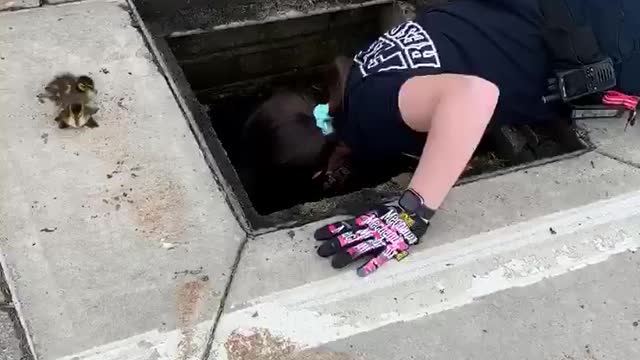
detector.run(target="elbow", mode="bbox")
[461,76,500,128]
[465,75,500,106]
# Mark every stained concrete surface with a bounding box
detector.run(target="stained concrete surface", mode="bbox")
[226,151,640,304]
[0,0,39,11]
[0,1,244,359]
[320,251,640,360]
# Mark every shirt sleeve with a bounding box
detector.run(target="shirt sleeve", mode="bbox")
[341,72,427,161]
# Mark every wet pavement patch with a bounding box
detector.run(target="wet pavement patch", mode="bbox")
[140,2,589,231]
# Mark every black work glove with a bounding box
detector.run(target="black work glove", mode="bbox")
[314,204,430,277]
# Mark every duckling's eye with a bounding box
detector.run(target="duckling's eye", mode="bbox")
[78,83,87,91]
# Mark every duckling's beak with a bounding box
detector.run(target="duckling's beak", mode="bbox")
[84,85,97,95]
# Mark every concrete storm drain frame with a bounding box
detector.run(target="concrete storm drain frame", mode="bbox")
[130,0,590,231]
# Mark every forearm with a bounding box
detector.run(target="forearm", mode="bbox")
[408,78,499,210]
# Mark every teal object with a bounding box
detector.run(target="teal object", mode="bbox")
[313,103,334,135]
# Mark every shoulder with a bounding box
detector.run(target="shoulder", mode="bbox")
[399,73,500,103]
[398,73,500,130]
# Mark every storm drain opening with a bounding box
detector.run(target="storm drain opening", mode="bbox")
[159,2,589,230]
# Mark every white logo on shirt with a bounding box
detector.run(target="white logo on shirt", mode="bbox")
[354,21,441,78]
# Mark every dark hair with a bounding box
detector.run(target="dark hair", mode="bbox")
[327,56,353,118]
[242,90,331,172]
[323,56,355,190]
[239,90,335,212]
[239,58,355,205]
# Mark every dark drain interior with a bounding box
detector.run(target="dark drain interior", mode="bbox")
[159,3,588,229]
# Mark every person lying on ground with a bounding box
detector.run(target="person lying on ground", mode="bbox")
[243,0,640,276]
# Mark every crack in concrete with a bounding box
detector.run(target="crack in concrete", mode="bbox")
[595,150,640,170]
[200,233,252,360]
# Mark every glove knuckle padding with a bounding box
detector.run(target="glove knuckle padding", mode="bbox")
[315,204,428,276]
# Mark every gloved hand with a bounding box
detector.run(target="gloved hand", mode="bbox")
[314,204,430,277]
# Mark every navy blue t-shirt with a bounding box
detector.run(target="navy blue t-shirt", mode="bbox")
[338,0,555,162]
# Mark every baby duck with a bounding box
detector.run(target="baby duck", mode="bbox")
[42,73,99,129]
[55,102,99,129]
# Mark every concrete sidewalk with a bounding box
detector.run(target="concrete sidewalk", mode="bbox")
[0,1,244,359]
[1,1,640,360]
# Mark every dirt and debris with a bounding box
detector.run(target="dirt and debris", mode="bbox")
[462,152,509,177]
[173,267,204,279]
[100,68,110,74]
[224,328,360,360]
[106,160,144,180]
[162,242,178,250]
[41,133,49,144]
[584,345,598,360]
[107,160,126,178]
[225,328,295,360]
[117,97,128,109]
[39,227,57,233]
[131,175,185,242]
[549,227,557,235]
[176,280,205,360]
[633,321,639,327]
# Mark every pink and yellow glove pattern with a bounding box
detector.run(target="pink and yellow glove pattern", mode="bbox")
[314,205,429,277]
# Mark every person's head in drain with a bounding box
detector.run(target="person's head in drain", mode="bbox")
[242,0,639,276]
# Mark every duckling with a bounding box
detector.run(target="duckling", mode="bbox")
[55,102,99,129]
[42,73,76,103]
[42,73,99,129]
[75,75,97,104]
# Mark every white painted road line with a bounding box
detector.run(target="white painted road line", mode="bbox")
[56,190,640,360]
[56,321,213,360]
[212,190,640,358]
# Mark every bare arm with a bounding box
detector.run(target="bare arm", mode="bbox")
[398,73,500,210]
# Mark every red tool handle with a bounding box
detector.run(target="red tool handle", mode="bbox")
[602,90,639,111]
